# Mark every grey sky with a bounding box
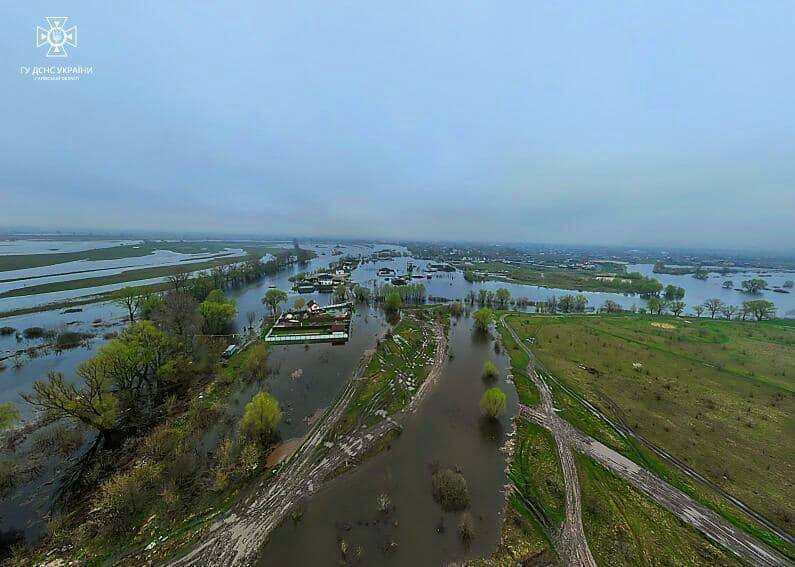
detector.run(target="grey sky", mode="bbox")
[1,2,793,250]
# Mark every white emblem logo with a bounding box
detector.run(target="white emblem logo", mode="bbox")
[36,17,77,58]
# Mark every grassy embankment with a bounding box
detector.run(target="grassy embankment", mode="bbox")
[465,260,660,294]
[576,453,742,566]
[332,311,441,437]
[0,244,292,299]
[503,312,795,559]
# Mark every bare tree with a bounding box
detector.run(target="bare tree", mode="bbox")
[721,305,737,320]
[693,305,704,318]
[703,298,724,319]
[153,291,199,338]
[112,286,145,323]
[168,270,191,292]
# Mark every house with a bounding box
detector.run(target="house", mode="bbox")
[306,300,323,313]
[316,274,335,291]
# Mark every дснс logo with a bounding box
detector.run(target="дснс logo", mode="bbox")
[36,17,77,58]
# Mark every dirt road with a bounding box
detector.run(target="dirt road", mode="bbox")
[502,316,596,566]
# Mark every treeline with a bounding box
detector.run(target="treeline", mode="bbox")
[181,248,312,296]
[653,261,736,276]
[463,270,486,283]
[371,282,427,304]
[536,294,589,314]
[616,272,664,296]
[464,288,512,309]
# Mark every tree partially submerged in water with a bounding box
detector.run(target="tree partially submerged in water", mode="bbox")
[112,286,156,323]
[23,321,178,436]
[432,467,470,512]
[241,391,282,445]
[243,344,269,381]
[481,360,498,381]
[352,284,371,303]
[495,287,511,308]
[385,291,402,313]
[480,387,507,420]
[458,511,475,544]
[472,308,494,332]
[741,278,767,294]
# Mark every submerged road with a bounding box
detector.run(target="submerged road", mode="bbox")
[170,318,447,567]
[502,316,791,567]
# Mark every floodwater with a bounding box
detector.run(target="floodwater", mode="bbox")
[0,244,381,548]
[0,239,142,255]
[0,303,126,416]
[351,255,795,316]
[0,248,248,294]
[628,264,795,316]
[257,313,517,566]
[206,306,391,451]
[2,239,792,554]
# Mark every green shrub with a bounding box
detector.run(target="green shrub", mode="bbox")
[0,460,17,495]
[241,391,282,444]
[55,331,90,349]
[432,468,470,511]
[482,360,499,380]
[0,403,19,431]
[480,387,507,419]
[99,462,162,529]
[243,344,269,381]
[23,327,46,339]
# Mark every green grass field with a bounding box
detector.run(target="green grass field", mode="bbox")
[504,313,794,546]
[509,420,566,531]
[576,453,742,566]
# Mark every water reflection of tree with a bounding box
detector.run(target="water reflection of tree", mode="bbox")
[478,415,504,444]
[470,328,491,346]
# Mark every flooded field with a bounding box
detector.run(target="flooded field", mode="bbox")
[258,313,517,566]
[1,238,792,557]
[351,255,795,315]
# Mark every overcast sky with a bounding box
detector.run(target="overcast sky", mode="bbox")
[2,2,793,250]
